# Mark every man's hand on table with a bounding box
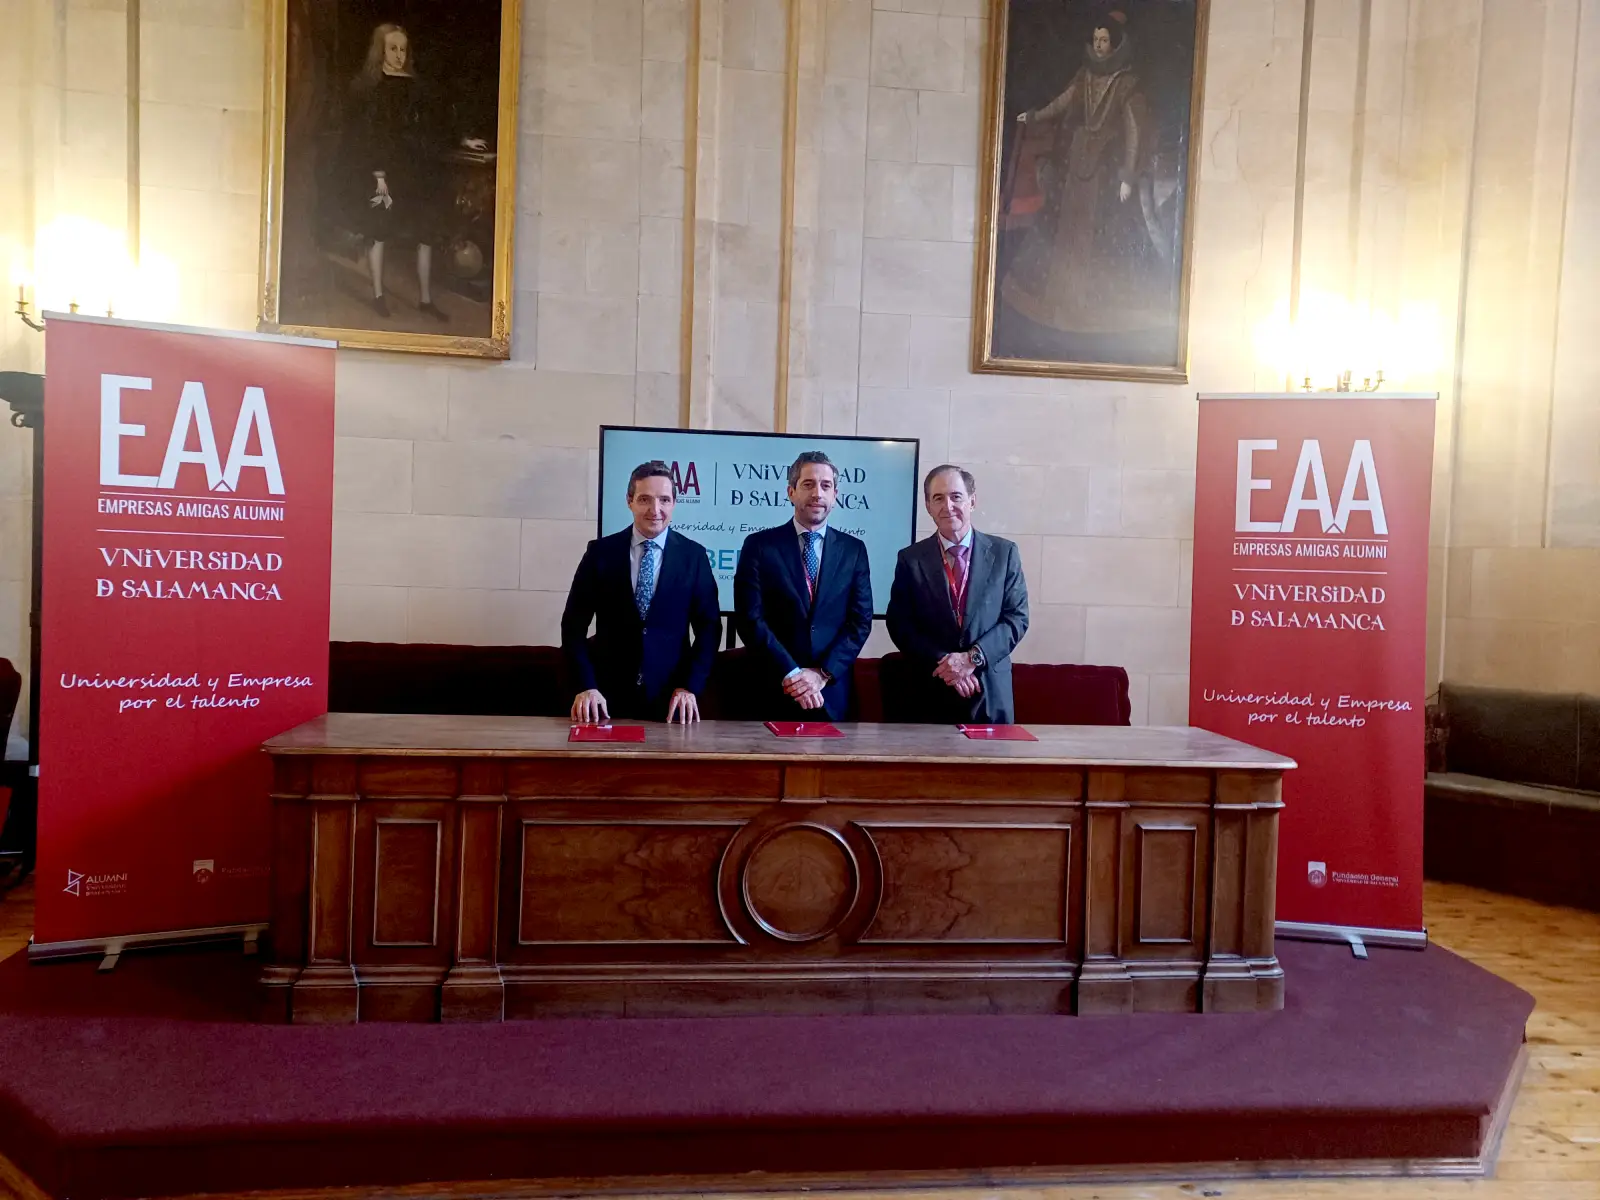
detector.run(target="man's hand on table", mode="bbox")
[666,689,700,723]
[571,689,610,723]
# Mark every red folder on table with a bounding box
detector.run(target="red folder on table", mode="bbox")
[569,724,647,743]
[764,721,844,738]
[958,724,1037,742]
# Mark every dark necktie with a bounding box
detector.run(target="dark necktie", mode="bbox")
[803,530,820,600]
[636,540,658,618]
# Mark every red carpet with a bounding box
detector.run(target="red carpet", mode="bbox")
[0,939,1531,1199]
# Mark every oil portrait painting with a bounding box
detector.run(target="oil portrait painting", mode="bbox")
[975,0,1208,381]
[260,0,520,357]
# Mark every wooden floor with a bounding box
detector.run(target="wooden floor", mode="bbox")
[0,879,1594,1200]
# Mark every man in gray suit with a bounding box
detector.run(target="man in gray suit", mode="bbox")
[886,464,1030,724]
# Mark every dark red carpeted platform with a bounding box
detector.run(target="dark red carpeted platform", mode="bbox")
[0,939,1530,1200]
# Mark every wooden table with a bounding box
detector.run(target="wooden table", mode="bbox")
[261,716,1293,1022]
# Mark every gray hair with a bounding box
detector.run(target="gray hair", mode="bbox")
[787,450,838,488]
[922,463,976,500]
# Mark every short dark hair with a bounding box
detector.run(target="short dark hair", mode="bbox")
[787,451,838,488]
[626,460,676,501]
[923,464,976,500]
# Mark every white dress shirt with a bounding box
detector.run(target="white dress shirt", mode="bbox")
[630,526,669,588]
[938,527,974,555]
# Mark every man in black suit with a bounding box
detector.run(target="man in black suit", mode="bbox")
[734,451,874,720]
[561,461,722,722]
[886,464,1029,723]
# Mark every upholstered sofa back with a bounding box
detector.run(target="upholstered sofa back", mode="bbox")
[328,642,1132,726]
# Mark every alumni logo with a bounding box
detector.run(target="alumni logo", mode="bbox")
[63,868,129,897]
[99,374,285,496]
[1234,439,1387,536]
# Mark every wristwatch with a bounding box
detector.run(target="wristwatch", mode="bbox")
[968,646,985,669]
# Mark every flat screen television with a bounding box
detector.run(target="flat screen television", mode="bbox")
[597,426,921,617]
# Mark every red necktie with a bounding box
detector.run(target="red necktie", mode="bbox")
[944,543,969,622]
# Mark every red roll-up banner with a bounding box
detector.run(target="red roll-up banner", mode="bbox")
[1190,393,1436,941]
[35,315,334,953]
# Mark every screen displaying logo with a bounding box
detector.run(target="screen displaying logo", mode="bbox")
[1307,860,1328,888]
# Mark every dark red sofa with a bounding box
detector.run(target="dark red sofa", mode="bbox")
[328,643,1132,726]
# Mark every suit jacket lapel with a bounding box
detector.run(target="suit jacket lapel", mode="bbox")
[653,531,682,607]
[811,527,840,607]
[918,535,961,639]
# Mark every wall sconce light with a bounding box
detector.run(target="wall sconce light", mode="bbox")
[1297,369,1385,394]
[15,286,45,333]
[15,284,114,333]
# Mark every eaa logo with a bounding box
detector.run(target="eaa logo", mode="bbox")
[100,374,285,495]
[666,460,701,498]
[63,869,83,897]
[1307,861,1328,888]
[193,859,215,885]
[1235,439,1386,536]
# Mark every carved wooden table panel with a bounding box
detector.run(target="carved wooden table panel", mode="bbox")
[261,717,1292,1021]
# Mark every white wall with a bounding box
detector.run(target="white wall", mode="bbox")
[5,0,1600,759]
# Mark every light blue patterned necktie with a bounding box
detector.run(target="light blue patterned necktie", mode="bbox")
[803,530,820,599]
[636,539,658,618]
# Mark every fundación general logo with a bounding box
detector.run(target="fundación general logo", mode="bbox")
[1307,860,1328,888]
[193,859,215,885]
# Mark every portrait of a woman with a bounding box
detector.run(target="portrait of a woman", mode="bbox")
[977,0,1206,380]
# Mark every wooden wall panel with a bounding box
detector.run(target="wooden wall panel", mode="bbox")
[372,819,442,946]
[1209,809,1247,956]
[508,761,780,800]
[455,804,502,963]
[517,821,741,944]
[360,759,458,799]
[1134,824,1198,945]
[821,765,1083,803]
[309,804,354,964]
[1124,771,1213,804]
[350,802,457,975]
[860,825,1069,944]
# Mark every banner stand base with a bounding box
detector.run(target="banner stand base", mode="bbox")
[29,922,268,972]
[1276,920,1428,958]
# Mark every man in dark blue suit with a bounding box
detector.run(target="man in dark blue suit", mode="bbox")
[734,451,874,720]
[561,461,722,722]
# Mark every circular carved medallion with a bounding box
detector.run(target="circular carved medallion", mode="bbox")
[742,825,857,942]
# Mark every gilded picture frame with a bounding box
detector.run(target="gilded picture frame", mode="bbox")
[258,0,521,358]
[973,0,1209,383]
